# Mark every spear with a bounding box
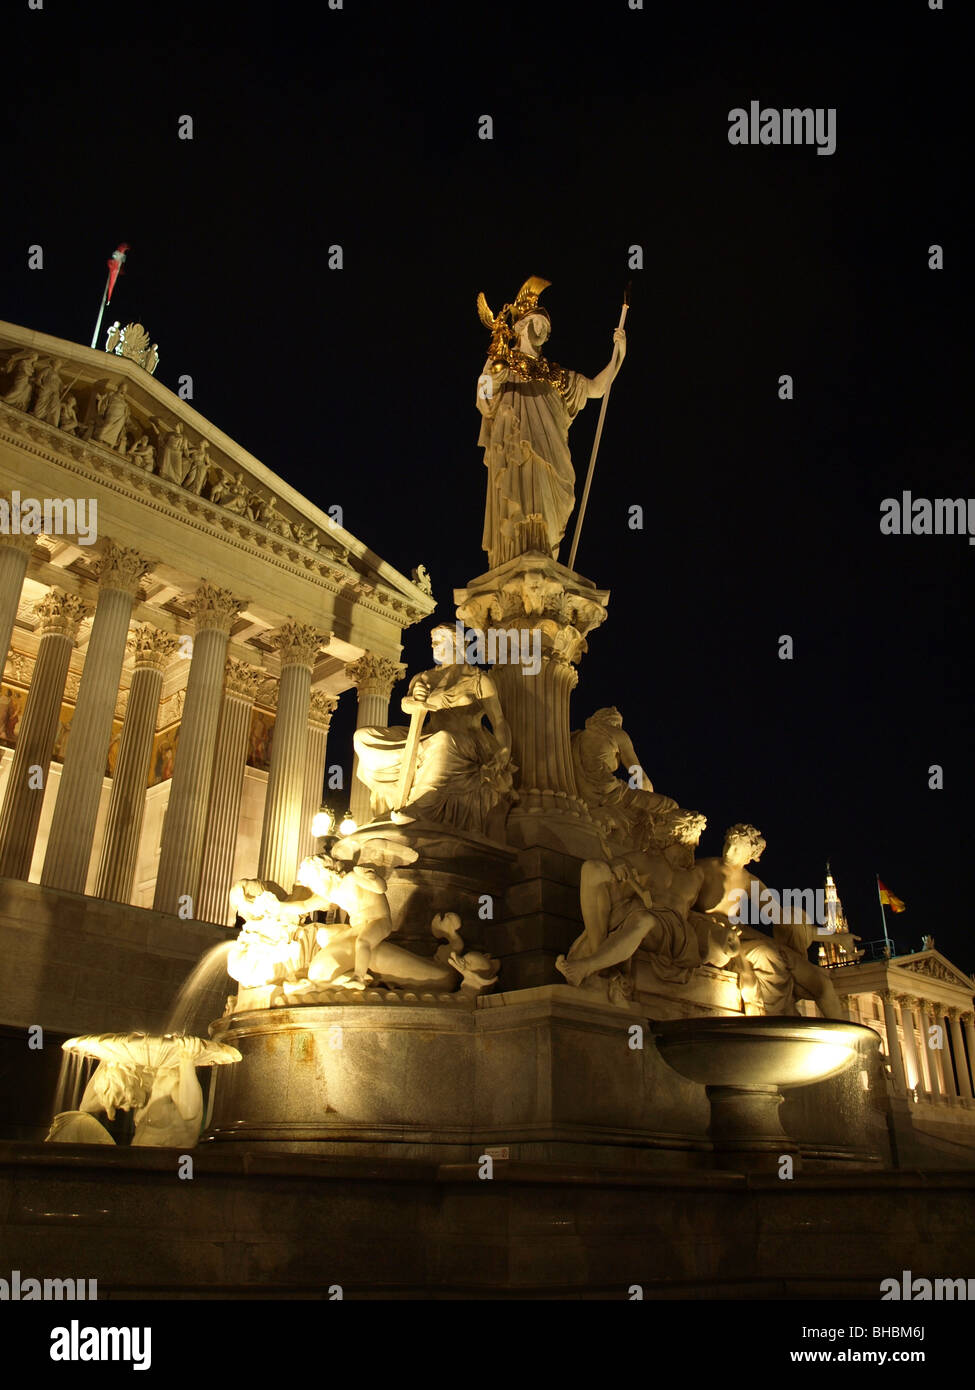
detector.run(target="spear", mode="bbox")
[566,281,630,573]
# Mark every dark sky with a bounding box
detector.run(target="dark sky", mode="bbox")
[3,1,969,969]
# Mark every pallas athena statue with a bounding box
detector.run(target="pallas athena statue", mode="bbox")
[476,276,626,569]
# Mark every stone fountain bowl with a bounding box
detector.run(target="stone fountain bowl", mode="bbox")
[63,1033,241,1068]
[651,1016,876,1090]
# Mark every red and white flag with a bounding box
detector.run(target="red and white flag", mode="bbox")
[105,243,130,304]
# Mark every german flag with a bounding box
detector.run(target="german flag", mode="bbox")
[878,879,906,913]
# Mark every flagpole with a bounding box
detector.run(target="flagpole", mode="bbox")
[876,874,892,956]
[90,272,112,350]
[566,282,630,573]
[91,243,129,350]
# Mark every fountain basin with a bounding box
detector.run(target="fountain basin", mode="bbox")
[651,1016,879,1171]
[652,1016,872,1089]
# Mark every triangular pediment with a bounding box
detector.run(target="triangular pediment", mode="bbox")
[892,951,974,992]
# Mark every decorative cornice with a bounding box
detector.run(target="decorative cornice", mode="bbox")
[33,588,90,641]
[0,393,429,628]
[273,619,327,671]
[345,653,406,698]
[308,690,338,729]
[223,658,265,702]
[128,623,180,672]
[188,582,243,636]
[97,542,153,597]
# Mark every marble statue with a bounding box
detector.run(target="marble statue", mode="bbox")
[228,841,499,997]
[93,382,130,449]
[693,824,844,1019]
[152,418,191,483]
[182,439,211,494]
[2,350,38,409]
[129,1035,209,1149]
[58,393,80,436]
[352,624,515,834]
[571,708,677,849]
[412,564,433,595]
[295,521,321,550]
[476,277,625,567]
[227,877,317,987]
[556,808,740,990]
[127,435,156,471]
[210,469,249,514]
[30,358,65,426]
[46,1033,239,1148]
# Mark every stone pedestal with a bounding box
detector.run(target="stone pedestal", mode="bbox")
[206,988,887,1172]
[455,551,609,859]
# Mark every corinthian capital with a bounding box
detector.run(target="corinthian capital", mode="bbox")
[224,658,265,702]
[274,619,327,670]
[33,588,91,640]
[188,582,243,635]
[345,653,406,698]
[128,623,180,672]
[308,690,338,729]
[98,543,153,597]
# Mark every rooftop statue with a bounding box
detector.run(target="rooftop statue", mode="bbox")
[476,277,625,568]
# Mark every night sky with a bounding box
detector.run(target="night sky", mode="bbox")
[2,2,969,968]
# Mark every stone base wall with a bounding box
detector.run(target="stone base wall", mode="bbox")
[2,1143,972,1297]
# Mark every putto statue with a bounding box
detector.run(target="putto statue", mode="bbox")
[353,624,515,836]
[227,841,500,999]
[476,277,625,568]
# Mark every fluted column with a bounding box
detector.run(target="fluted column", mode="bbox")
[197,659,264,924]
[0,589,90,879]
[881,992,908,1097]
[924,1005,946,1103]
[258,622,325,891]
[914,1001,934,1096]
[153,584,242,916]
[42,545,151,891]
[299,690,338,863]
[948,1010,973,1102]
[895,995,922,1096]
[94,625,178,903]
[963,1014,975,1102]
[346,653,405,827]
[0,531,37,673]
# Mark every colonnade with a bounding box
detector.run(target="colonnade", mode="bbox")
[0,531,403,924]
[848,989,975,1108]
